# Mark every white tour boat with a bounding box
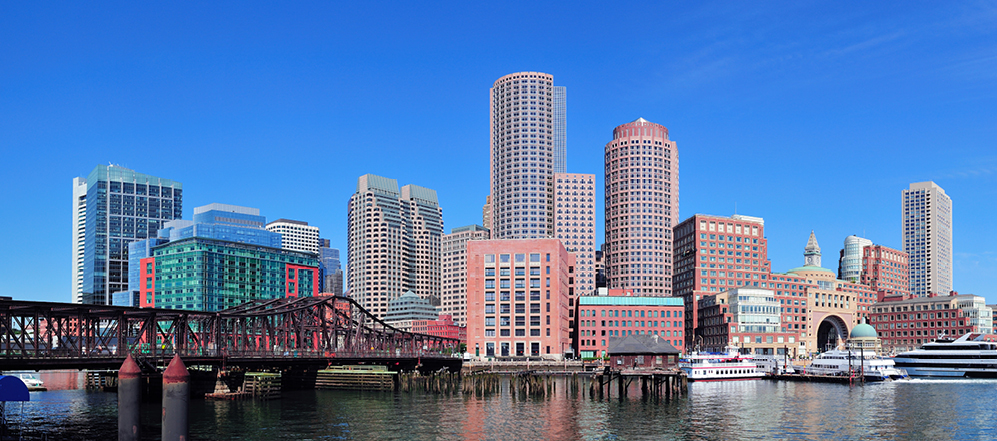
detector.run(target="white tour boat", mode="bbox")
[893,333,997,378]
[679,347,765,381]
[804,349,908,381]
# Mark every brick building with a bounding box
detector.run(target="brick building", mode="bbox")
[466,239,575,360]
[576,294,684,358]
[861,244,910,298]
[870,292,993,352]
[672,214,770,347]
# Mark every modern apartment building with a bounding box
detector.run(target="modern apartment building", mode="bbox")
[441,225,490,327]
[870,292,993,352]
[837,235,872,282]
[902,181,953,297]
[604,118,678,296]
[552,173,596,295]
[861,244,909,298]
[347,174,443,318]
[672,214,770,347]
[266,219,320,254]
[489,72,565,239]
[75,165,183,305]
[465,239,574,360]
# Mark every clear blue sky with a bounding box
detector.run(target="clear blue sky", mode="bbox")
[2,2,995,304]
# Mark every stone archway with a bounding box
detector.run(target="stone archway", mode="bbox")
[817,315,849,351]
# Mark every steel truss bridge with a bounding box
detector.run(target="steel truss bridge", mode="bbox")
[0,296,461,372]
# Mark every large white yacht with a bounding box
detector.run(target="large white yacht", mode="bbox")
[893,333,997,378]
[804,349,908,381]
[679,347,766,381]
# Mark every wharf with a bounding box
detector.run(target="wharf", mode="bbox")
[592,368,687,398]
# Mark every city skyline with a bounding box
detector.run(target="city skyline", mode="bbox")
[2,3,996,303]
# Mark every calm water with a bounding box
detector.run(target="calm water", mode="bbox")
[6,372,997,440]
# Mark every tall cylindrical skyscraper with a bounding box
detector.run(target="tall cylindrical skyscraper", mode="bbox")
[489,72,566,239]
[604,118,678,295]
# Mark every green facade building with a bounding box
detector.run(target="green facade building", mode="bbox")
[143,237,319,311]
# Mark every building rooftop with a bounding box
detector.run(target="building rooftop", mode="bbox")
[784,265,835,275]
[194,203,259,216]
[579,296,683,306]
[607,334,680,355]
[850,323,878,339]
[268,219,310,226]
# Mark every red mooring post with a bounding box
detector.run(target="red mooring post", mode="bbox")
[162,355,190,441]
[118,354,142,441]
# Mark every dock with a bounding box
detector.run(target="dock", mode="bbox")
[316,365,396,391]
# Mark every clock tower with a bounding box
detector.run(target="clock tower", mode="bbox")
[804,230,821,267]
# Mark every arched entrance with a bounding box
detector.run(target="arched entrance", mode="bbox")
[817,315,849,351]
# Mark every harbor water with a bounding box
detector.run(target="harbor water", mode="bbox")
[5,371,997,440]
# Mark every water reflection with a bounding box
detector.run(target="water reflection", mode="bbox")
[4,372,997,440]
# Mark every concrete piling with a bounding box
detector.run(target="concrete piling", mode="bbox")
[162,355,190,441]
[117,354,142,441]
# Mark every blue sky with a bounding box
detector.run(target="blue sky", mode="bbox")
[2,2,995,304]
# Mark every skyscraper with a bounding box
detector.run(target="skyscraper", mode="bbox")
[266,219,320,254]
[317,238,343,295]
[71,177,87,303]
[347,174,443,318]
[76,165,182,305]
[489,71,566,239]
[551,173,596,295]
[837,235,872,282]
[902,181,953,296]
[604,118,678,295]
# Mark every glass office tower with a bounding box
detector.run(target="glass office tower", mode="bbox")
[78,165,182,305]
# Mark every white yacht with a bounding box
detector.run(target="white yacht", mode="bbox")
[679,347,766,381]
[893,333,997,378]
[803,349,908,381]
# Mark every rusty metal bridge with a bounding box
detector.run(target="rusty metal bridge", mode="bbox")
[0,296,461,372]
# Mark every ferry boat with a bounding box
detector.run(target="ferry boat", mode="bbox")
[893,333,997,378]
[679,347,765,381]
[803,349,908,381]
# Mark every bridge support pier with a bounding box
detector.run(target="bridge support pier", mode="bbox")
[162,355,189,441]
[118,354,141,441]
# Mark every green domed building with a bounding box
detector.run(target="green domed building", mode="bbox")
[846,320,882,353]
